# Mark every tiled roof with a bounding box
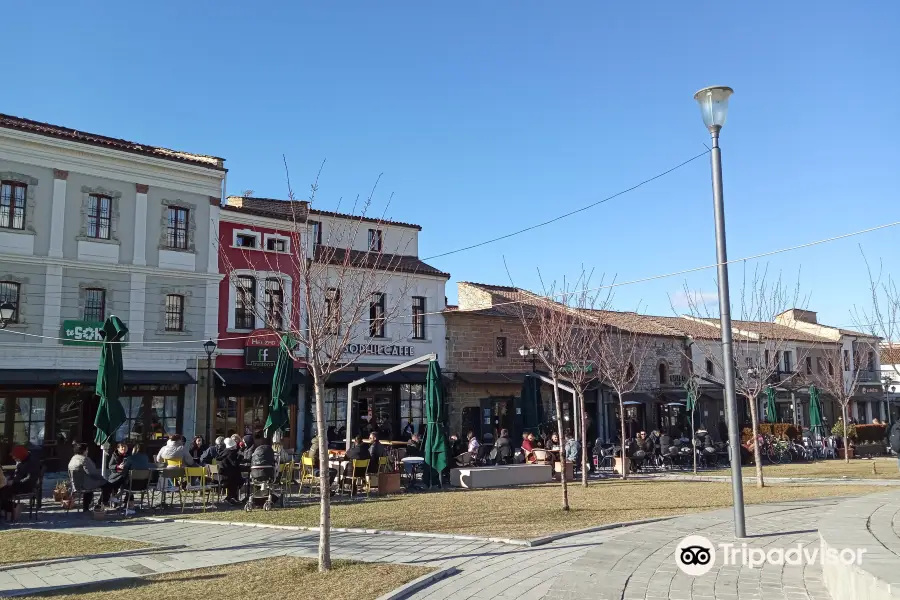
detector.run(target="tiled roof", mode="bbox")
[0,113,225,170]
[881,346,900,365]
[727,319,833,343]
[224,196,421,230]
[313,245,449,279]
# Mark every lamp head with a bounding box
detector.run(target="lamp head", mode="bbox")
[203,339,217,357]
[694,86,733,132]
[0,302,13,323]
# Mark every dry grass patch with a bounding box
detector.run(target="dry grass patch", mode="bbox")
[182,481,881,539]
[16,557,432,600]
[0,530,152,565]
[733,457,900,480]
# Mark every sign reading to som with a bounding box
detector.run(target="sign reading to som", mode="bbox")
[344,343,416,357]
[61,320,122,346]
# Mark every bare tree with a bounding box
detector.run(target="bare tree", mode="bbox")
[679,267,808,488]
[816,343,874,462]
[592,318,649,480]
[515,281,587,510]
[856,256,899,381]
[220,169,415,571]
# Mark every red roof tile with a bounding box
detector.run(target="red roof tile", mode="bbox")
[0,113,225,170]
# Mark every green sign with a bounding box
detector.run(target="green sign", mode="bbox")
[61,320,109,346]
[561,362,594,374]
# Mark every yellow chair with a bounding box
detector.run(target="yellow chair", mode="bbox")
[340,459,370,498]
[300,455,319,498]
[165,458,184,468]
[205,463,223,504]
[278,461,294,501]
[377,456,390,473]
[182,467,207,512]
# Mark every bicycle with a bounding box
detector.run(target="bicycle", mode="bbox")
[764,436,793,464]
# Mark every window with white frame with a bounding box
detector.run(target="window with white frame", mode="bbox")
[234,230,260,249]
[265,278,284,329]
[368,229,383,252]
[234,276,257,330]
[265,233,289,253]
[325,288,340,334]
[165,294,185,331]
[0,181,26,230]
[412,296,425,339]
[87,194,111,240]
[370,292,386,338]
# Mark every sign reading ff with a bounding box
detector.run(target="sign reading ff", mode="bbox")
[245,329,279,367]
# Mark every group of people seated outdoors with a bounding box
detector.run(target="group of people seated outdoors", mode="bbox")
[0,445,42,521]
[446,428,583,468]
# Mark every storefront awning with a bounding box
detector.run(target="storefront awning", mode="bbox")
[326,369,428,385]
[621,393,657,404]
[214,368,305,387]
[0,369,196,385]
[455,372,527,385]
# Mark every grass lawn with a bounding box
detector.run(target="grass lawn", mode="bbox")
[723,457,900,480]
[0,530,152,565]
[180,480,882,539]
[16,557,432,600]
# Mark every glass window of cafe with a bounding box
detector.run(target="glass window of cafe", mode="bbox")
[113,386,182,443]
[311,387,348,438]
[0,396,48,447]
[399,384,425,437]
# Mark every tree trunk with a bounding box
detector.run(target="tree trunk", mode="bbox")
[747,394,764,488]
[313,376,332,571]
[842,403,850,464]
[578,389,589,487]
[618,392,628,481]
[551,374,570,510]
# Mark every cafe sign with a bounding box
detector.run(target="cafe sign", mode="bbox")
[245,346,277,367]
[344,343,415,357]
[857,384,884,395]
[246,329,280,347]
[61,320,117,346]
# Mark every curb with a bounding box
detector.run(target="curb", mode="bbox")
[374,566,458,600]
[650,474,900,486]
[526,516,673,546]
[144,517,530,547]
[0,544,184,572]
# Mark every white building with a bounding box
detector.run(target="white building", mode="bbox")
[0,113,225,469]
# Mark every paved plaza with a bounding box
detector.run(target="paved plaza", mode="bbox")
[1,490,898,599]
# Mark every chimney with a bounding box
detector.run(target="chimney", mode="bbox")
[775,308,818,325]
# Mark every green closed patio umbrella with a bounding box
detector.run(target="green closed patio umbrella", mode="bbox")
[520,375,542,436]
[808,385,823,433]
[264,334,294,439]
[95,316,128,477]
[423,360,450,488]
[765,386,778,423]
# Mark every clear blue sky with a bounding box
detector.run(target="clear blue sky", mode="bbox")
[5,2,898,328]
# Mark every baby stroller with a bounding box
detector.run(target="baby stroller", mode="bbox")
[245,454,285,512]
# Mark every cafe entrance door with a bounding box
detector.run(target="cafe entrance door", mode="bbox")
[356,385,395,439]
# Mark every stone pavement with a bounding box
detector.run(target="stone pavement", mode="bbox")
[0,495,877,599]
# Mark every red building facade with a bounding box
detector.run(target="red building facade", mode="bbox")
[212,204,305,447]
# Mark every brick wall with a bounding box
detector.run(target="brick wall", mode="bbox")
[635,336,692,392]
[444,311,533,373]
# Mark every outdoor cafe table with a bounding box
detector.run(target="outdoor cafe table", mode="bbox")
[400,456,425,489]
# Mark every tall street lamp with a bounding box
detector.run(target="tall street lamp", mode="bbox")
[884,375,894,427]
[694,85,746,539]
[204,339,217,442]
[518,345,548,372]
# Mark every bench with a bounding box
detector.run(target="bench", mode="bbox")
[450,464,552,489]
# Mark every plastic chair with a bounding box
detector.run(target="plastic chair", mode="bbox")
[340,459,370,498]
[182,466,207,511]
[120,468,151,514]
[531,449,553,466]
[152,467,185,510]
[14,466,43,520]
[299,456,319,497]
[205,463,224,504]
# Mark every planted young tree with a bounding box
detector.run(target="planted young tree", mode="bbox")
[816,343,874,463]
[515,281,592,510]
[220,171,414,571]
[592,319,649,480]
[679,268,808,488]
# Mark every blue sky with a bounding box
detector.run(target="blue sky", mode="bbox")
[5,2,898,327]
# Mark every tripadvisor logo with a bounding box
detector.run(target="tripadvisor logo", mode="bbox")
[675,534,868,576]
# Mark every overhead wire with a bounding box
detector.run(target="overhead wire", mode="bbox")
[3,219,898,345]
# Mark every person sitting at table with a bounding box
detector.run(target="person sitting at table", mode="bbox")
[564,433,581,465]
[466,431,480,457]
[448,433,463,458]
[189,436,207,464]
[217,437,243,505]
[344,435,370,476]
[156,434,195,466]
[367,431,387,474]
[201,437,225,466]
[114,443,151,516]
[251,433,275,481]
[494,429,513,464]
[548,432,561,451]
[659,430,673,455]
[0,445,41,520]
[406,433,422,457]
[67,443,115,511]
[108,442,129,475]
[240,434,256,462]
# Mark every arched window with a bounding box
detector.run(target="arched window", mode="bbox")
[658,362,668,385]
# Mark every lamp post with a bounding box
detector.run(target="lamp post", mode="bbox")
[518,345,539,372]
[203,339,217,442]
[694,85,746,539]
[0,302,14,329]
[884,376,893,427]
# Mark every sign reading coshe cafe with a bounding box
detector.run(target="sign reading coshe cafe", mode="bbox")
[344,343,415,357]
[61,320,127,346]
